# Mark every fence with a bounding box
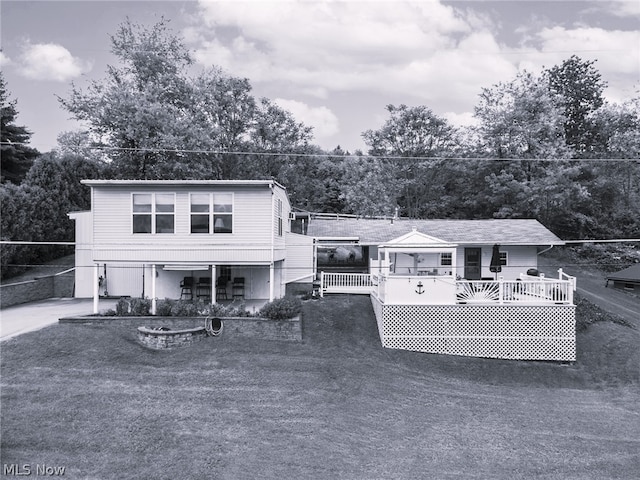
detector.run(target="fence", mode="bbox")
[319,272,373,296]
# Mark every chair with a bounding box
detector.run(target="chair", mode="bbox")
[180,277,194,300]
[216,277,228,300]
[196,277,212,300]
[232,277,245,299]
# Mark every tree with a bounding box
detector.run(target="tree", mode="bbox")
[1,153,104,278]
[59,18,314,180]
[546,55,607,156]
[361,104,459,217]
[472,70,593,234]
[1,73,40,184]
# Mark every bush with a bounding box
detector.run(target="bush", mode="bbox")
[259,296,302,320]
[115,297,151,316]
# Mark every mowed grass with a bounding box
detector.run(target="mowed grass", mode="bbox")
[1,296,639,479]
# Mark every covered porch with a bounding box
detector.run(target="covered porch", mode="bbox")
[91,261,283,314]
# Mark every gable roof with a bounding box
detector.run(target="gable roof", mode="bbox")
[606,264,640,283]
[307,218,564,246]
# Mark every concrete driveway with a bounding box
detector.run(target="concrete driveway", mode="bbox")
[0,298,118,342]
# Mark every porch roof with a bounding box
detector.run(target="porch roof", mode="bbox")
[606,264,640,283]
[307,218,564,246]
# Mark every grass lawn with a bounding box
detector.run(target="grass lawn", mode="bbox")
[1,295,639,479]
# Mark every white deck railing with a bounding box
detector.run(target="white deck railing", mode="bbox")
[319,272,374,297]
[321,270,576,305]
[456,278,574,305]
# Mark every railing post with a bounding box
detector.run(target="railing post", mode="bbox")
[320,271,324,298]
[498,276,504,304]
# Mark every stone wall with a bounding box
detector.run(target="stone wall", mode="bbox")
[59,315,302,342]
[137,326,208,349]
[0,271,75,309]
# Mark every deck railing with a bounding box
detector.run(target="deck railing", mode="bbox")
[456,278,574,305]
[319,272,374,297]
[321,270,576,305]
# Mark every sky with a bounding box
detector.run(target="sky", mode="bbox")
[1,0,639,154]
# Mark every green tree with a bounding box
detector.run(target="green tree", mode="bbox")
[59,18,314,180]
[1,73,40,184]
[361,104,459,218]
[546,55,606,156]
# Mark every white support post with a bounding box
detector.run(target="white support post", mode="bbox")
[93,264,100,314]
[269,263,275,302]
[211,264,217,305]
[151,264,157,315]
[320,271,325,298]
[498,275,504,304]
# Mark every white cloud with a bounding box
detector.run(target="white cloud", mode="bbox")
[273,98,339,139]
[19,42,93,82]
[0,51,11,67]
[604,0,640,18]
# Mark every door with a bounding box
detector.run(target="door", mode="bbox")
[464,248,482,280]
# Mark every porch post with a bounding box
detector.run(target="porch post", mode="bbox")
[151,264,157,315]
[269,263,275,302]
[211,264,217,305]
[93,263,100,314]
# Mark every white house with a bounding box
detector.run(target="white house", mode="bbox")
[307,217,577,362]
[70,180,315,313]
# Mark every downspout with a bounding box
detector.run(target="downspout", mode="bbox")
[270,183,275,301]
[537,245,555,256]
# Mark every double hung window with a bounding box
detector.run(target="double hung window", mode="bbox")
[190,193,233,234]
[132,193,175,234]
[440,252,453,267]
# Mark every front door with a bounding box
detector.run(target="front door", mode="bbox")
[464,248,482,280]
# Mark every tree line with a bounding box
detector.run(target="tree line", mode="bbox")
[1,19,638,278]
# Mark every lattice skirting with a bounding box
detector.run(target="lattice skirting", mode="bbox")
[370,296,576,361]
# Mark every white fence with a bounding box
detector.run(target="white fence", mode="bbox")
[319,272,374,296]
[322,270,576,306]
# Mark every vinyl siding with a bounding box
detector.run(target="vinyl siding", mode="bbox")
[91,184,278,263]
[283,232,315,283]
[454,245,538,280]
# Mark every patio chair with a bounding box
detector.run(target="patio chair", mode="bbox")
[180,276,194,300]
[232,277,245,299]
[196,277,212,300]
[216,277,228,300]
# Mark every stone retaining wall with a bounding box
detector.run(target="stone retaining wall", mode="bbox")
[0,271,75,309]
[59,315,302,342]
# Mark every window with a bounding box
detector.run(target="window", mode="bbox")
[133,193,175,234]
[191,193,233,234]
[440,252,452,266]
[213,193,233,233]
[190,193,210,233]
[276,199,283,237]
[499,252,508,266]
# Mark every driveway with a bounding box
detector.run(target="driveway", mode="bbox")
[0,298,118,342]
[539,256,639,326]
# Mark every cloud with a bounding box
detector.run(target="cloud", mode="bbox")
[18,42,92,82]
[604,0,640,18]
[273,98,339,139]
[0,51,11,67]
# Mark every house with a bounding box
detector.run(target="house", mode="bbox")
[70,180,315,314]
[606,264,640,293]
[306,217,577,362]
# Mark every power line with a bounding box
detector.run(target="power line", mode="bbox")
[1,141,638,162]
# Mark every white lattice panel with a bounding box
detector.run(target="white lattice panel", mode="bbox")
[370,298,575,361]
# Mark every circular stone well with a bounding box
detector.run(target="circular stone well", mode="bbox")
[137,325,208,350]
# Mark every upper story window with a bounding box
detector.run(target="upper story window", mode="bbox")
[213,193,233,233]
[499,252,508,266]
[190,193,233,234]
[276,198,283,237]
[132,193,175,234]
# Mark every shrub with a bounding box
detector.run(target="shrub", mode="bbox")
[155,299,174,316]
[259,296,302,320]
[115,297,151,316]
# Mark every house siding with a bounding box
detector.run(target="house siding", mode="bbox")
[455,245,537,280]
[91,185,276,263]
